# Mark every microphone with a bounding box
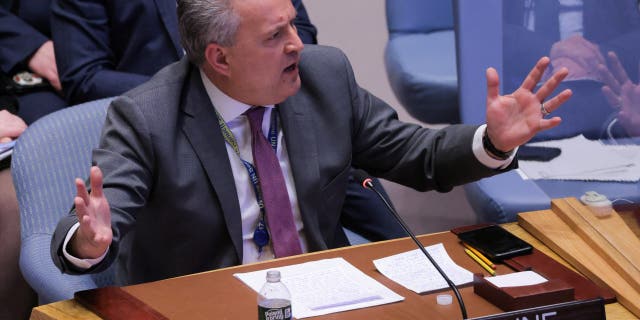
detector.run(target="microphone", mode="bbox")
[352,169,468,319]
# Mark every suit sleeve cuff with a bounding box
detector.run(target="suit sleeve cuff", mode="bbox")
[62,223,108,270]
[472,124,517,169]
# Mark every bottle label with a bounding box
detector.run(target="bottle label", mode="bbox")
[258,299,291,320]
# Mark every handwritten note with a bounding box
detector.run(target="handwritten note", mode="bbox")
[373,243,473,294]
[234,258,403,319]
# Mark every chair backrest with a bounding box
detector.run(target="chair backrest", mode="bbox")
[386,0,453,37]
[455,0,503,125]
[12,97,115,304]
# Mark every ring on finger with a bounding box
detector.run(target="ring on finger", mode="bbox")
[540,102,551,116]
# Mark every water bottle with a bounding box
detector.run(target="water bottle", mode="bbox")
[258,270,292,320]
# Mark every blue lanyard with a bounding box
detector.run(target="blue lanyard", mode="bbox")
[215,108,279,255]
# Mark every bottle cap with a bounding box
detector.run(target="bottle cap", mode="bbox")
[266,270,281,282]
[436,294,453,305]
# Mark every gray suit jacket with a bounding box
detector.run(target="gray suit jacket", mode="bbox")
[51,45,512,285]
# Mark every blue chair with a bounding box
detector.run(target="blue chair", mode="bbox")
[12,97,115,304]
[384,0,459,124]
[12,96,369,304]
[456,0,640,223]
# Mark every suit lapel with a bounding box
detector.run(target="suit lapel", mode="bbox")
[152,0,184,58]
[181,67,243,262]
[278,95,327,251]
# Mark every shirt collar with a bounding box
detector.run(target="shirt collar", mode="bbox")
[199,69,274,123]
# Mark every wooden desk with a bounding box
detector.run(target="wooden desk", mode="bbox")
[30,223,635,320]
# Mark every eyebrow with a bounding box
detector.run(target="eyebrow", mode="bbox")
[265,9,296,34]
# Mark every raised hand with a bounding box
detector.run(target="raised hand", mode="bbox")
[485,57,573,152]
[70,166,112,259]
[599,52,640,137]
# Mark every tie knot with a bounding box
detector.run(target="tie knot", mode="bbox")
[245,106,266,131]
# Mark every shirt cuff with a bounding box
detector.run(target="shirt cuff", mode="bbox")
[472,124,517,169]
[62,222,109,270]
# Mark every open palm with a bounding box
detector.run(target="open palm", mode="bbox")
[485,57,573,152]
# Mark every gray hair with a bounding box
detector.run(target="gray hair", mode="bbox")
[177,0,241,66]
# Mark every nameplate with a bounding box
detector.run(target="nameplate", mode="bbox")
[469,298,605,320]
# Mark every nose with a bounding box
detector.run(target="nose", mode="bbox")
[285,25,304,54]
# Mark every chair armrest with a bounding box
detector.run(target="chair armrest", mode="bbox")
[20,234,98,304]
[464,171,551,223]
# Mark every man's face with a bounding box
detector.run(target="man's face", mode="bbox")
[223,0,304,106]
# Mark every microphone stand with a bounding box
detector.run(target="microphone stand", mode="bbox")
[358,173,468,319]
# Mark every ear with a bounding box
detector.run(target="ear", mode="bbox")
[204,43,230,76]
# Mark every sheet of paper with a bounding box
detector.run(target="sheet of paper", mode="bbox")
[373,243,473,294]
[518,135,640,182]
[234,257,403,319]
[485,271,547,288]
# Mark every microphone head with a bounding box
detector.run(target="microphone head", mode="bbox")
[352,169,373,189]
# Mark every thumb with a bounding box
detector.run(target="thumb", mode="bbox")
[486,67,500,103]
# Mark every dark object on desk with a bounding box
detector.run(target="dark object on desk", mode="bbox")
[468,297,605,320]
[517,145,562,162]
[452,224,615,303]
[75,286,168,320]
[457,225,533,261]
[473,273,574,311]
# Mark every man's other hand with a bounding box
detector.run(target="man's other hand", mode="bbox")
[70,166,112,259]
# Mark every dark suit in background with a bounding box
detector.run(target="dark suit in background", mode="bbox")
[51,46,511,285]
[0,1,66,124]
[51,0,317,105]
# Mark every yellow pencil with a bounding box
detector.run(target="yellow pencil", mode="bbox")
[464,248,496,276]
[462,242,496,269]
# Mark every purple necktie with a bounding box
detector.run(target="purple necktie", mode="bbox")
[245,107,302,258]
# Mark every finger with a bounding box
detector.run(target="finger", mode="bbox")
[0,137,11,143]
[74,196,91,228]
[539,117,562,131]
[0,126,26,139]
[541,89,573,114]
[576,40,605,66]
[598,64,621,94]
[535,67,569,102]
[75,178,90,205]
[607,51,630,85]
[601,86,621,109]
[485,67,500,104]
[580,36,600,54]
[89,166,104,198]
[520,57,550,91]
[50,78,62,92]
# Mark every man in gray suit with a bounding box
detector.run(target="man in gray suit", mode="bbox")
[51,0,572,285]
